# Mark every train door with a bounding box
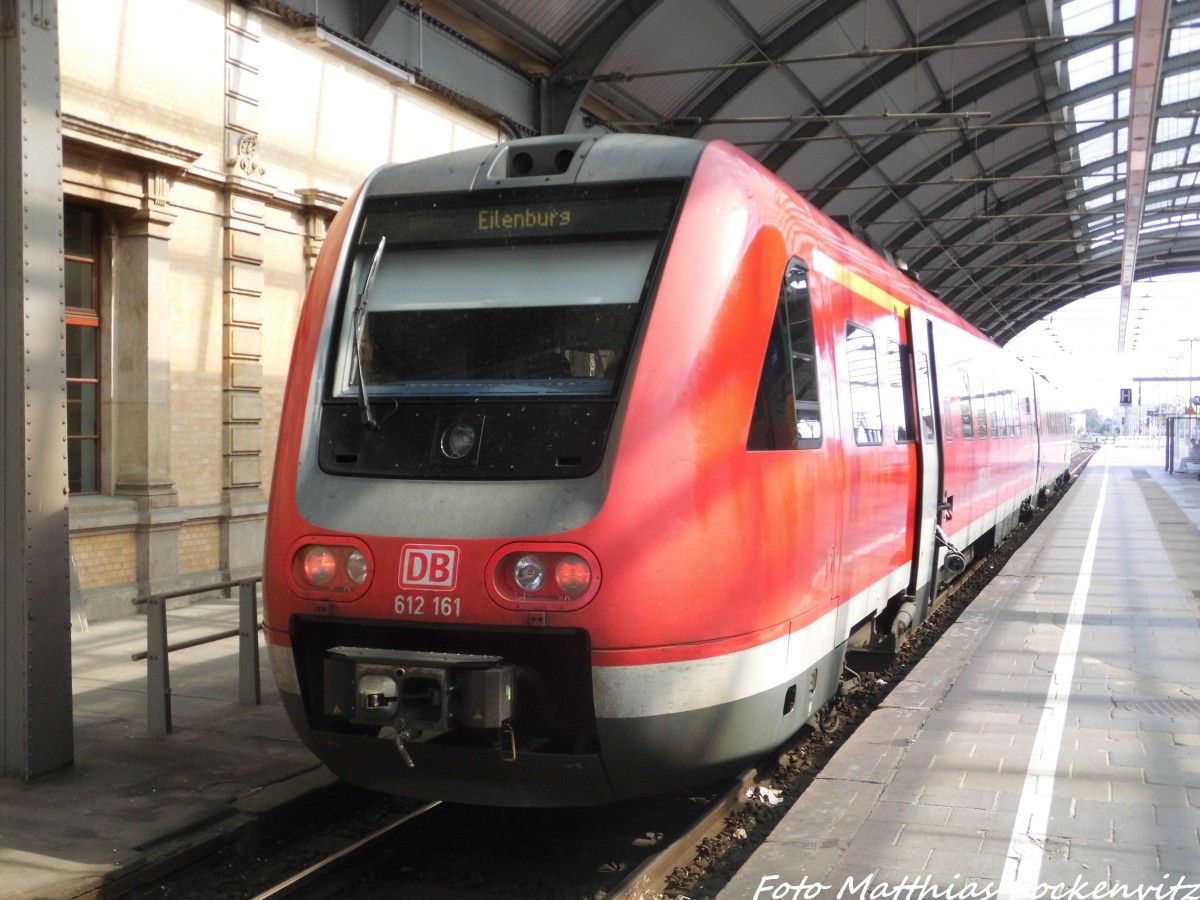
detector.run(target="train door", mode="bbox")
[905,308,944,619]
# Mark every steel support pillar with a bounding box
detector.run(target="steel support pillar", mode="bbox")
[1,0,74,779]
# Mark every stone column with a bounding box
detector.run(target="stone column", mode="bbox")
[113,194,182,594]
[113,199,178,510]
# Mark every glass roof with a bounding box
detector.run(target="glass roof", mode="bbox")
[267,0,1200,346]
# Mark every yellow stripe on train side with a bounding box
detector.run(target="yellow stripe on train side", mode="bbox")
[812,248,910,317]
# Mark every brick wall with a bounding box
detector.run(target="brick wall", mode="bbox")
[73,532,139,590]
[179,523,221,575]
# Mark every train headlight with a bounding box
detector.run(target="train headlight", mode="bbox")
[512,555,546,592]
[345,549,369,584]
[287,538,373,600]
[487,543,600,610]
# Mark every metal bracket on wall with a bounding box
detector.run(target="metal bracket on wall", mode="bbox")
[1,0,54,35]
[32,0,53,29]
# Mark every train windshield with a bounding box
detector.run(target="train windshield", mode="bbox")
[332,185,681,399]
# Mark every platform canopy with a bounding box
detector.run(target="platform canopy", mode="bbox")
[257,0,1200,348]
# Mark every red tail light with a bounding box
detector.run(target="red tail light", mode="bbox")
[302,547,338,585]
[554,554,592,595]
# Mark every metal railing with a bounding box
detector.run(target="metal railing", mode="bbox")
[131,577,263,734]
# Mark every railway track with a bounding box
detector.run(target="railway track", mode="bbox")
[249,800,441,898]
[132,453,1093,900]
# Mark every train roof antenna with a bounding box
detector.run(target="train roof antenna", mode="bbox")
[352,236,386,430]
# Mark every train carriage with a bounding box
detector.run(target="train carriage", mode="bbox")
[263,134,1070,806]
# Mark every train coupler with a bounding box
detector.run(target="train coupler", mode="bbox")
[322,647,515,747]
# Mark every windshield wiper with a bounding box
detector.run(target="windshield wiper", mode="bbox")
[352,236,386,429]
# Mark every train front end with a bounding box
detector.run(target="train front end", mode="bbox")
[264,136,716,806]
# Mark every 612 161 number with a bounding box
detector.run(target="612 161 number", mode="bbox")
[394,594,462,618]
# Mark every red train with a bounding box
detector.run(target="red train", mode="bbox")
[263,135,1072,807]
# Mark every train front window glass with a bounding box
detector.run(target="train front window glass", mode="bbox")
[336,187,678,400]
[846,323,882,446]
[885,339,915,443]
[748,258,821,450]
[915,350,935,443]
[346,243,649,397]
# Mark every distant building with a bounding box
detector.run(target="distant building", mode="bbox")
[62,0,500,619]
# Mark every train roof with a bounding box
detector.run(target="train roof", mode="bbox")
[360,133,993,346]
[363,134,705,197]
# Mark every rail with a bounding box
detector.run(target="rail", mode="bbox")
[131,577,263,734]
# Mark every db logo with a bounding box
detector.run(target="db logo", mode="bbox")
[399,544,459,590]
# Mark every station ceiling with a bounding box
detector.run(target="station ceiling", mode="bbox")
[258,0,1200,348]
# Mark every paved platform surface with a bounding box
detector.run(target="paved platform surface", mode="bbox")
[718,444,1200,900]
[0,597,334,900]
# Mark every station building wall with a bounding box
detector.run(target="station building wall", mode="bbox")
[60,0,501,620]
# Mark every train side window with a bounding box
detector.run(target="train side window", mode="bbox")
[748,304,795,451]
[747,258,821,450]
[846,322,883,446]
[974,378,989,439]
[959,371,974,439]
[784,261,822,447]
[885,339,915,443]
[985,384,999,439]
[915,350,935,443]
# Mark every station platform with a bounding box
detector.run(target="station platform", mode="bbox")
[0,598,333,900]
[718,444,1200,900]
